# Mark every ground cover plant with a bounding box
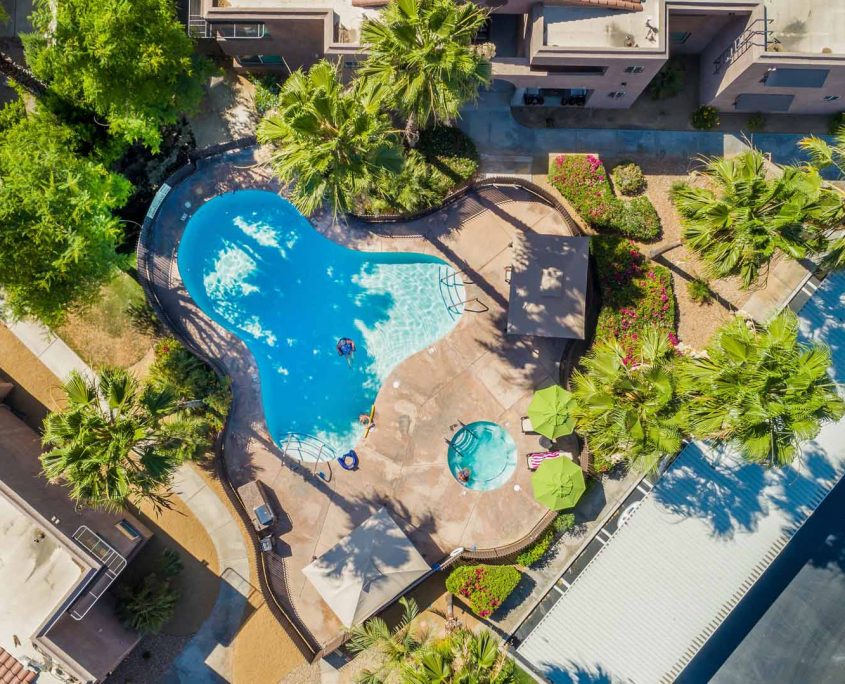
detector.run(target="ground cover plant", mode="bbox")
[592,237,676,355]
[515,512,576,567]
[550,154,660,241]
[446,565,521,618]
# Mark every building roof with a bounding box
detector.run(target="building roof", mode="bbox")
[302,507,430,627]
[507,235,589,340]
[0,649,36,684]
[516,270,845,683]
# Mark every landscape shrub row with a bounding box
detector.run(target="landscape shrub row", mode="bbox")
[445,564,521,618]
[549,154,660,241]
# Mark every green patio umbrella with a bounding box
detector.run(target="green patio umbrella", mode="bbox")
[531,457,586,511]
[527,385,576,440]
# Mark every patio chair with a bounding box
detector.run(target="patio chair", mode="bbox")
[521,416,537,435]
[526,451,563,471]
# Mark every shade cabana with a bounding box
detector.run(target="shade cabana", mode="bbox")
[302,507,430,627]
[507,234,590,339]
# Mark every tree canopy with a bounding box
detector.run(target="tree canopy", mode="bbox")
[0,104,129,325]
[23,0,212,151]
[360,0,491,133]
[257,60,403,215]
[678,313,844,466]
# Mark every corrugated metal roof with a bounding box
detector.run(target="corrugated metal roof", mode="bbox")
[517,270,845,684]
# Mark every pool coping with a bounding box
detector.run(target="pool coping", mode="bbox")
[137,142,591,659]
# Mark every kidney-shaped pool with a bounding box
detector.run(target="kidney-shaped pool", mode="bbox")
[178,190,464,460]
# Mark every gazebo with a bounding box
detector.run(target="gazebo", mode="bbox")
[302,507,430,627]
[507,234,590,340]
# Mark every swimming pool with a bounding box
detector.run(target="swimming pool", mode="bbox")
[177,190,464,460]
[447,421,517,491]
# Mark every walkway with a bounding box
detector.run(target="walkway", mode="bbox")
[142,147,588,648]
[3,318,251,682]
[514,270,845,683]
[460,87,825,171]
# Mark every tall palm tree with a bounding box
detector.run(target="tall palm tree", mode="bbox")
[257,59,403,216]
[41,368,209,511]
[798,125,845,270]
[360,0,491,141]
[670,150,838,288]
[348,597,430,683]
[678,313,844,466]
[570,329,681,473]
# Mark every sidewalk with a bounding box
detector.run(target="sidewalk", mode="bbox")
[4,317,251,682]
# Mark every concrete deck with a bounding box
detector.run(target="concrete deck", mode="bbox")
[145,147,582,645]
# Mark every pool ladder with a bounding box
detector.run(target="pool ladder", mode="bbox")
[280,432,336,475]
[438,267,488,317]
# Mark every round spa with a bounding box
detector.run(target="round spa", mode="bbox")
[447,421,517,491]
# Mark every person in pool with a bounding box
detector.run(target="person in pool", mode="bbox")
[336,337,356,356]
[457,467,471,483]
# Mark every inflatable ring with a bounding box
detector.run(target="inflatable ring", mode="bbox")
[338,450,359,471]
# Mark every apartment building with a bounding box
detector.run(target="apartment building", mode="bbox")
[189,0,844,115]
[0,405,151,684]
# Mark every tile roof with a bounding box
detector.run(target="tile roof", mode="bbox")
[0,649,36,684]
[563,0,644,11]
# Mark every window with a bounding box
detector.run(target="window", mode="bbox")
[735,93,794,112]
[670,31,691,45]
[214,22,265,39]
[608,91,626,99]
[624,66,645,74]
[764,68,829,88]
[532,65,607,75]
[238,55,283,65]
[824,95,840,102]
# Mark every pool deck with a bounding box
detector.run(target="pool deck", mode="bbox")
[145,147,581,646]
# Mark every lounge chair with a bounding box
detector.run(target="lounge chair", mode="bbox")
[521,416,537,435]
[526,451,563,471]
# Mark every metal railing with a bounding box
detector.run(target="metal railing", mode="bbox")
[69,526,127,620]
[713,18,772,74]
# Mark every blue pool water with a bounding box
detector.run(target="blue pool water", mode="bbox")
[178,190,464,459]
[447,421,517,491]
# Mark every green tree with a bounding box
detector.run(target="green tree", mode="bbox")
[678,313,844,467]
[347,597,431,683]
[23,0,212,151]
[257,60,403,216]
[403,630,514,683]
[360,0,491,139]
[41,368,211,512]
[670,151,839,288]
[0,106,129,325]
[571,329,681,473]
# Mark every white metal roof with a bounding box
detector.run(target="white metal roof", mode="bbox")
[517,270,845,684]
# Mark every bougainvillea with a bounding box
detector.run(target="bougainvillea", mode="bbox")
[445,565,521,618]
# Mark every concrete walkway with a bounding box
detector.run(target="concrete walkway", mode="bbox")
[4,317,251,683]
[460,86,823,171]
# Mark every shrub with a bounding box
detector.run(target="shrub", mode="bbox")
[746,112,766,132]
[691,105,720,130]
[592,237,676,353]
[446,565,521,618]
[553,512,576,534]
[117,550,182,634]
[250,75,282,115]
[516,529,554,567]
[417,124,479,193]
[550,154,661,241]
[127,300,166,338]
[687,277,713,304]
[647,59,685,100]
[611,162,646,196]
[148,339,231,432]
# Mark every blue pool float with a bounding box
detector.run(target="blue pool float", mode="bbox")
[339,450,359,471]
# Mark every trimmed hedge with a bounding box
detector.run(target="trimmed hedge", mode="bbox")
[593,237,677,355]
[550,154,660,241]
[446,565,521,618]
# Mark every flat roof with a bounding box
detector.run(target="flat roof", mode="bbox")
[517,270,845,683]
[221,0,379,39]
[544,0,660,51]
[0,493,84,665]
[507,234,589,340]
[765,0,845,55]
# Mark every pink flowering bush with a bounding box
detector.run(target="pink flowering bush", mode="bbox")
[445,565,521,618]
[550,154,660,241]
[593,238,676,355]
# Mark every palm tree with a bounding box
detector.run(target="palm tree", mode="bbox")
[257,60,403,216]
[798,126,845,270]
[570,329,681,473]
[117,573,179,634]
[41,368,209,511]
[403,629,514,683]
[348,597,431,683]
[670,150,837,288]
[678,313,844,466]
[359,0,491,141]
